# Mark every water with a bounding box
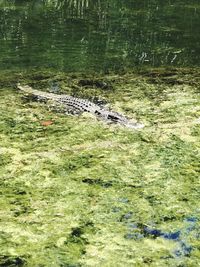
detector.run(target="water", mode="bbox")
[0,0,200,72]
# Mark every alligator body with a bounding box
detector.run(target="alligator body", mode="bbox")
[17,84,144,130]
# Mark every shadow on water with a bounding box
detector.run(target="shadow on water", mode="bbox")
[0,256,26,267]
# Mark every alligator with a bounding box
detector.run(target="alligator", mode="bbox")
[17,83,144,130]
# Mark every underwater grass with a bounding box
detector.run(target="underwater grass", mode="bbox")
[0,68,200,266]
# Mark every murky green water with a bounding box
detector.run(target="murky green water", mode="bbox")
[0,0,200,72]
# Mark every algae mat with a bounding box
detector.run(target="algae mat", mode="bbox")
[0,69,200,266]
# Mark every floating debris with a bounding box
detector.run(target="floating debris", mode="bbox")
[40,120,54,126]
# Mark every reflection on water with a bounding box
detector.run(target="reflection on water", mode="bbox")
[0,0,200,72]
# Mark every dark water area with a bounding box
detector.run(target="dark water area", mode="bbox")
[0,0,200,73]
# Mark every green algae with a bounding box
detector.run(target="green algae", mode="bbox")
[0,68,200,266]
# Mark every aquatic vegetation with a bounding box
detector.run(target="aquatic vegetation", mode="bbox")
[0,68,200,266]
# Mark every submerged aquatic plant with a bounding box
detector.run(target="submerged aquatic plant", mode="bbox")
[0,68,200,266]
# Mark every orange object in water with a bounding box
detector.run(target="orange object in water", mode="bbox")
[40,120,53,126]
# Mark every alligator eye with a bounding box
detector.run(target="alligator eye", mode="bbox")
[108,114,119,121]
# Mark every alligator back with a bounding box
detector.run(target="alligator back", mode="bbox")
[17,84,144,129]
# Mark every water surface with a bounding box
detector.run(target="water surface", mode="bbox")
[0,0,200,72]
